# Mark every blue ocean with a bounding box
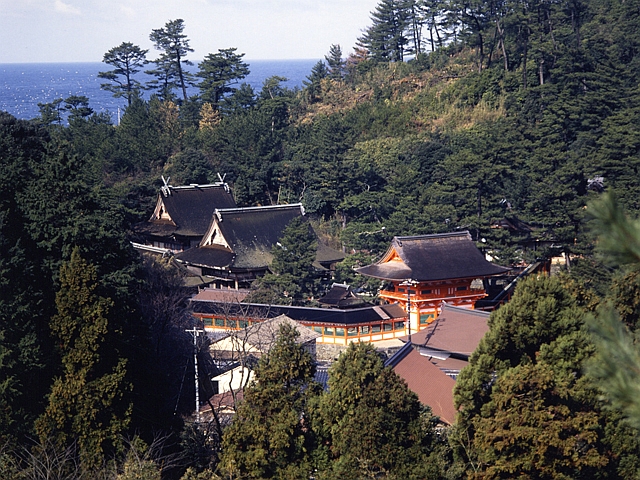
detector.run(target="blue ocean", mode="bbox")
[0,59,318,122]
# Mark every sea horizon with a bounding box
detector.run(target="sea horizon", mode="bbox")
[0,59,319,121]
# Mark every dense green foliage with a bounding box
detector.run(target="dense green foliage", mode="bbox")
[4,0,640,475]
[219,324,320,479]
[314,342,443,480]
[453,276,640,478]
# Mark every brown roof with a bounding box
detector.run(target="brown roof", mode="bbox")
[356,231,510,282]
[405,303,490,357]
[192,288,251,303]
[390,345,457,425]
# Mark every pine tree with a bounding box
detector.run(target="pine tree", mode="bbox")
[197,48,250,110]
[324,44,345,80]
[98,42,148,106]
[588,193,640,431]
[247,217,319,305]
[148,19,194,101]
[358,0,412,62]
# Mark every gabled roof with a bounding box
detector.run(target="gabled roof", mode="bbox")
[176,204,304,270]
[386,344,457,425]
[144,183,237,238]
[355,231,510,282]
[404,303,490,357]
[318,283,369,308]
[176,204,344,272]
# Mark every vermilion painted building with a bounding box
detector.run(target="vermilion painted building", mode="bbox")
[356,231,510,333]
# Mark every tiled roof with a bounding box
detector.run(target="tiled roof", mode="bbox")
[356,231,510,282]
[238,315,321,351]
[404,303,490,357]
[318,283,368,308]
[388,345,457,425]
[192,288,251,303]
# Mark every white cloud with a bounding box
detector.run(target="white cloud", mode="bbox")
[54,0,80,15]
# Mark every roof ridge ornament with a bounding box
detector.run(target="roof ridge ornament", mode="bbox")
[161,175,172,197]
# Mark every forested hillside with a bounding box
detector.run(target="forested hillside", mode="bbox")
[3,0,640,477]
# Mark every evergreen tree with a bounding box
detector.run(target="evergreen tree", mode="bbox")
[0,114,51,444]
[453,275,640,478]
[588,193,640,431]
[148,19,194,101]
[303,60,328,102]
[358,0,412,62]
[219,324,320,479]
[98,42,148,106]
[196,48,250,111]
[35,248,131,469]
[247,217,318,305]
[324,44,345,80]
[315,342,440,479]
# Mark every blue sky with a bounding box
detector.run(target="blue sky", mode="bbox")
[0,0,375,63]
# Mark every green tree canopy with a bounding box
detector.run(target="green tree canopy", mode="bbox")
[219,324,320,479]
[148,19,194,101]
[98,42,148,106]
[196,48,250,110]
[315,342,441,479]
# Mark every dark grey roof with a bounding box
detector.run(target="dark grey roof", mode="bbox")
[355,231,510,282]
[318,283,368,308]
[175,245,236,270]
[214,204,304,269]
[150,183,236,237]
[176,204,344,272]
[190,297,407,326]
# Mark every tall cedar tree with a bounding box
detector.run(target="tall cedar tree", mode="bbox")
[219,324,320,479]
[148,19,194,101]
[98,42,148,106]
[35,248,131,470]
[314,342,441,479]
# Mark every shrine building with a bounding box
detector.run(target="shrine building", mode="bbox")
[355,231,510,334]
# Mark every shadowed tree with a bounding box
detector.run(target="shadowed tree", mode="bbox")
[35,248,131,470]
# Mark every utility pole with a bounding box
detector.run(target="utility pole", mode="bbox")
[186,327,204,423]
[399,279,417,343]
